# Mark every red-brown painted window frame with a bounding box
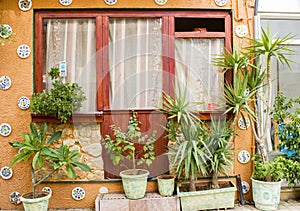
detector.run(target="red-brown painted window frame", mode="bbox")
[34,10,232,121]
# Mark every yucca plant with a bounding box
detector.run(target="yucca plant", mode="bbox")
[215,27,295,165]
[9,122,91,198]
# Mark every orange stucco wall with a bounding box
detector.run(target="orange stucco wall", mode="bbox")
[0,0,255,209]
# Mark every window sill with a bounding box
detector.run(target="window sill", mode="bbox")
[31,112,103,123]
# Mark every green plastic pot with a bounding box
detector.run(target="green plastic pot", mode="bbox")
[120,169,149,199]
[21,191,52,211]
[157,175,175,196]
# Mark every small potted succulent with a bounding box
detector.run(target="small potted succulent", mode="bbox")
[30,67,86,123]
[104,111,157,199]
[9,122,91,211]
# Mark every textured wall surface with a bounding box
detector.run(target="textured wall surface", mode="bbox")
[0,0,256,209]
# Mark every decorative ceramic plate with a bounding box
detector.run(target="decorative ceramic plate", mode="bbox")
[104,0,117,6]
[17,44,31,59]
[1,166,13,179]
[42,186,52,194]
[72,187,86,200]
[0,123,12,137]
[59,0,72,6]
[241,181,250,194]
[0,24,12,38]
[238,116,250,130]
[18,0,32,11]
[18,96,30,110]
[214,0,228,7]
[9,191,21,205]
[238,150,251,164]
[235,24,248,38]
[0,75,12,90]
[155,0,168,6]
[243,88,250,97]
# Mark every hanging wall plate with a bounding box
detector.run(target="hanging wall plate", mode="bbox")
[9,191,21,205]
[214,0,228,7]
[0,76,12,90]
[238,116,250,130]
[241,181,250,194]
[1,166,13,179]
[0,24,12,38]
[59,0,72,6]
[238,150,251,164]
[104,0,117,6]
[0,123,12,137]
[17,44,31,59]
[18,0,32,11]
[18,96,30,110]
[154,0,168,6]
[235,24,248,38]
[71,187,86,200]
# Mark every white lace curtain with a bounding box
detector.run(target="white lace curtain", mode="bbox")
[45,18,97,112]
[108,18,163,109]
[175,38,224,110]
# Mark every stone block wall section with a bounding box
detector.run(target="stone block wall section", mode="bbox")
[34,122,104,181]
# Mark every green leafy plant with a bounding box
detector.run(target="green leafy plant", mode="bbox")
[30,67,86,123]
[9,122,91,198]
[104,111,156,171]
[252,154,285,182]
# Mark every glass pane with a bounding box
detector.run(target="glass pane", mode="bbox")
[175,38,224,111]
[261,19,300,37]
[278,45,300,100]
[43,18,97,112]
[108,18,163,109]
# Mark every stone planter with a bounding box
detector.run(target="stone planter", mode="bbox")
[120,169,149,199]
[251,177,282,210]
[157,175,175,196]
[21,191,52,211]
[177,180,236,211]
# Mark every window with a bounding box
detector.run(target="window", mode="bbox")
[35,10,232,115]
[35,10,232,178]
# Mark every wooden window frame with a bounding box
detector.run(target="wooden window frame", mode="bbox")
[34,10,232,122]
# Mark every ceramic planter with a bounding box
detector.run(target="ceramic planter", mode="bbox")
[251,177,282,210]
[20,191,52,211]
[157,175,175,196]
[120,169,149,199]
[177,180,236,211]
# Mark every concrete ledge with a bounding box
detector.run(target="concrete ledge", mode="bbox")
[95,192,180,211]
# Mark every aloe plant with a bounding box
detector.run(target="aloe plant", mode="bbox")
[9,122,91,198]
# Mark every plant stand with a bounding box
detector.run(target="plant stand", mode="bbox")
[177,180,236,211]
[251,177,282,211]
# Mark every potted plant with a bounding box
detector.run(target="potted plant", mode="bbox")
[104,111,156,199]
[9,122,91,211]
[214,27,295,210]
[158,88,236,210]
[30,67,86,123]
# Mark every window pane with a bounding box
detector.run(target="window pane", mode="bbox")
[175,38,224,110]
[278,45,300,100]
[261,19,300,37]
[43,18,97,112]
[108,18,163,109]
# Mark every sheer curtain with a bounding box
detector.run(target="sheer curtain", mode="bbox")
[44,18,97,112]
[108,18,162,109]
[175,38,224,110]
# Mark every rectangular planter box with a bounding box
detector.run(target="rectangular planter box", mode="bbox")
[177,180,236,211]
